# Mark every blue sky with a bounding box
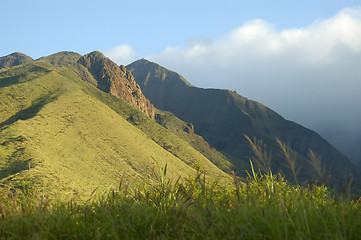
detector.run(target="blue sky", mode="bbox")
[1,0,360,58]
[2,0,361,162]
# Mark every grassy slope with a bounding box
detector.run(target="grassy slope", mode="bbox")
[0,60,229,197]
[38,52,230,180]
[79,74,230,181]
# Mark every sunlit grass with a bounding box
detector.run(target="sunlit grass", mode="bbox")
[1,166,360,239]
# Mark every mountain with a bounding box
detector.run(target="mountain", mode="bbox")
[127,59,360,185]
[0,52,33,68]
[0,52,230,196]
[78,51,155,119]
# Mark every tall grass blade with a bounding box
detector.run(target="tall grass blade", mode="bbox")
[244,134,272,174]
[276,138,299,185]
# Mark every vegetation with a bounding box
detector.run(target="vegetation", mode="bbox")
[1,165,361,239]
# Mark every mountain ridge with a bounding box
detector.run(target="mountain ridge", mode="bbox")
[127,58,360,185]
[1,51,359,190]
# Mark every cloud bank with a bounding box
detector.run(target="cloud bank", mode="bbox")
[108,8,361,162]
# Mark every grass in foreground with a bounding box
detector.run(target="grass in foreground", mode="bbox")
[1,167,361,240]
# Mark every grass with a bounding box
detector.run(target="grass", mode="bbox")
[0,167,360,239]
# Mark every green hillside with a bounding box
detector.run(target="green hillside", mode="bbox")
[0,52,230,197]
[127,59,361,186]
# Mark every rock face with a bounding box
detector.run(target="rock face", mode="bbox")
[127,59,361,185]
[0,52,33,69]
[78,52,155,119]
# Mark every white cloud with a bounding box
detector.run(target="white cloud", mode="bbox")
[149,7,361,162]
[104,44,138,65]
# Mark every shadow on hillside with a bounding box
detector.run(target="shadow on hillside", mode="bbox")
[0,92,60,129]
[0,75,23,88]
[0,66,51,88]
[0,148,32,180]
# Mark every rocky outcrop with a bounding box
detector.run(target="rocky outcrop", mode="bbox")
[78,52,155,119]
[184,122,194,134]
[0,52,33,69]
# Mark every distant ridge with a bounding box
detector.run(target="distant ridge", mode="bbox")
[0,52,33,69]
[127,59,361,185]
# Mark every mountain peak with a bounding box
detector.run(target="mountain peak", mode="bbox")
[85,50,104,58]
[0,52,33,69]
[127,59,193,87]
[78,52,155,119]
[9,52,29,57]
